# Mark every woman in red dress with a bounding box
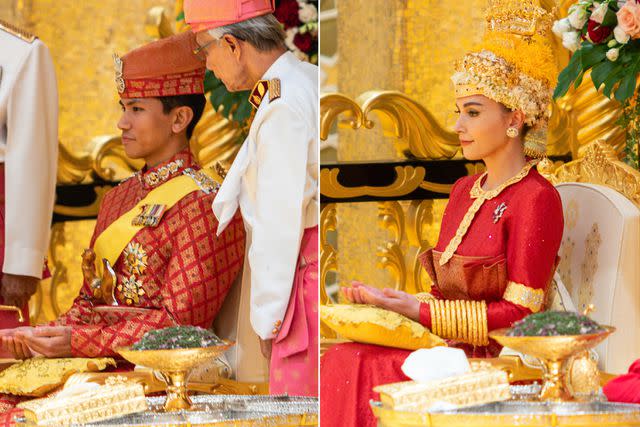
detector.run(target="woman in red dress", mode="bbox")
[320,2,564,426]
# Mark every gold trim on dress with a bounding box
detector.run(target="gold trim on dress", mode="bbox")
[439,160,537,266]
[503,280,545,313]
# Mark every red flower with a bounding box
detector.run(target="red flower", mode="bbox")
[274,0,301,29]
[293,31,313,52]
[587,19,613,43]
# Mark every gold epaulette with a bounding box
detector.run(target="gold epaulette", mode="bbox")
[0,19,36,43]
[268,78,281,102]
[182,168,220,194]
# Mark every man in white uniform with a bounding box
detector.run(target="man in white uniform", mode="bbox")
[0,20,58,325]
[184,0,318,396]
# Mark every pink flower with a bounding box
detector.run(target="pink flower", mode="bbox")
[617,0,640,39]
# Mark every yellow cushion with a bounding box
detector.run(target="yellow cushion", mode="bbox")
[320,304,445,350]
[0,357,116,396]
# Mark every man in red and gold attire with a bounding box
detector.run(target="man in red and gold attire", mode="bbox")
[0,31,244,387]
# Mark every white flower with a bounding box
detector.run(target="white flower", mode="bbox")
[606,47,620,61]
[590,2,608,24]
[562,31,582,51]
[568,5,588,29]
[552,18,573,36]
[298,3,318,24]
[614,25,631,43]
[284,27,298,51]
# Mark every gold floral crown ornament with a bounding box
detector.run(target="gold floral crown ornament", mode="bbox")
[113,53,125,94]
[452,0,558,157]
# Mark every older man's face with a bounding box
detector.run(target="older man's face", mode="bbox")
[195,31,249,92]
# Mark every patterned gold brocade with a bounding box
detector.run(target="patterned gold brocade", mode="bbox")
[0,358,115,397]
[428,299,489,347]
[374,364,510,411]
[18,376,147,426]
[503,281,545,313]
[439,161,537,266]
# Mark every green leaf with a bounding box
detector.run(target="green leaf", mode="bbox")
[574,70,585,89]
[176,10,185,22]
[591,60,617,89]
[603,68,625,97]
[554,50,583,99]
[235,99,253,124]
[602,8,617,26]
[615,72,637,102]
[581,43,608,69]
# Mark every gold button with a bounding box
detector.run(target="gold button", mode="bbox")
[275,320,282,326]
[272,328,279,335]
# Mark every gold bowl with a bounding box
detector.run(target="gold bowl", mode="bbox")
[489,327,614,401]
[117,341,234,411]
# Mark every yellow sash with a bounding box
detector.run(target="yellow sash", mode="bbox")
[93,171,215,268]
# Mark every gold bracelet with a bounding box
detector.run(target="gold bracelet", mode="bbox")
[480,300,488,346]
[475,301,483,346]
[428,300,437,335]
[460,300,469,344]
[449,300,458,339]
[469,301,478,346]
[432,300,441,337]
[443,300,452,339]
[454,299,463,342]
[437,299,446,338]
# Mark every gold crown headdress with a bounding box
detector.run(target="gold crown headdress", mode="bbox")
[452,0,557,157]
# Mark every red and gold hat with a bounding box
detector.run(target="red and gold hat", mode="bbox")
[184,0,275,32]
[113,32,206,98]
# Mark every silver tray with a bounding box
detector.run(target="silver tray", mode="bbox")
[15,395,318,427]
[371,399,640,426]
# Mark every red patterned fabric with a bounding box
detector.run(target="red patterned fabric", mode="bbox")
[123,69,205,99]
[118,32,206,98]
[603,359,640,403]
[320,167,564,427]
[53,149,245,357]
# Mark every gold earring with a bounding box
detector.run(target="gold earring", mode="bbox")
[506,127,519,138]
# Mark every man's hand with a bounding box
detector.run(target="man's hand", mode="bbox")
[1,274,39,308]
[22,326,72,358]
[260,337,272,361]
[0,327,35,359]
[341,281,420,322]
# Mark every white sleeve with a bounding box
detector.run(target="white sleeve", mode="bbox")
[4,40,58,278]
[249,102,309,339]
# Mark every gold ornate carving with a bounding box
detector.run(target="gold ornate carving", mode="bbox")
[376,201,407,290]
[320,204,337,338]
[320,93,364,141]
[541,140,640,208]
[374,200,437,294]
[578,223,601,313]
[557,236,575,295]
[320,91,459,160]
[321,166,425,198]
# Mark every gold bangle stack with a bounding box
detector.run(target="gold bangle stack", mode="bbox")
[427,299,489,347]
